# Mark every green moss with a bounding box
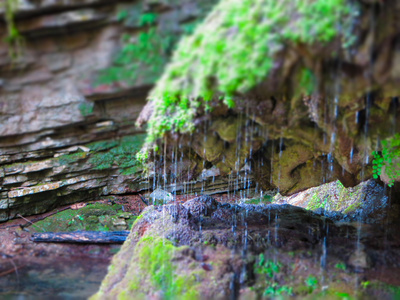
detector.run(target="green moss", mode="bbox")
[305,275,319,293]
[31,203,131,232]
[55,135,145,174]
[129,236,199,300]
[144,0,359,145]
[131,213,143,228]
[306,193,327,210]
[97,1,215,89]
[372,133,400,186]
[88,134,146,175]
[299,68,316,95]
[87,140,119,151]
[58,152,88,165]
[96,27,178,87]
[245,194,273,204]
[335,262,347,271]
[79,102,94,117]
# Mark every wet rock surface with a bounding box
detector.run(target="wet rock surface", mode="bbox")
[93,196,400,299]
[273,179,394,224]
[136,0,400,196]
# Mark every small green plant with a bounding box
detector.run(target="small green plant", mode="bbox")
[335,262,347,271]
[96,6,187,88]
[96,27,177,86]
[255,254,281,278]
[131,236,199,299]
[299,68,316,95]
[2,0,25,61]
[264,283,293,297]
[139,12,158,26]
[361,281,370,289]
[372,133,400,186]
[246,194,273,205]
[305,275,319,293]
[79,102,94,117]
[254,254,293,297]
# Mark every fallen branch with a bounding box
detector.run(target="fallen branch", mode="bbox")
[31,231,129,244]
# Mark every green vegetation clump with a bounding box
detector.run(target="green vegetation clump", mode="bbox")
[335,262,347,271]
[56,134,145,175]
[372,133,400,186]
[129,236,199,300]
[88,134,146,175]
[305,275,319,293]
[31,203,136,232]
[79,102,94,117]
[58,152,88,165]
[144,0,359,144]
[2,0,24,61]
[306,193,328,210]
[96,26,177,86]
[97,1,215,88]
[253,253,293,297]
[299,68,317,95]
[245,194,273,205]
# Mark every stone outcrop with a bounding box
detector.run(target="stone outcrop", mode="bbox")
[0,0,218,221]
[273,179,394,224]
[92,196,400,299]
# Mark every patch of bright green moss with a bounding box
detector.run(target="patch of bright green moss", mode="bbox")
[306,193,327,210]
[96,27,177,87]
[144,0,359,145]
[3,0,25,61]
[97,1,215,89]
[299,68,316,95]
[372,133,400,186]
[245,194,273,205]
[31,203,135,232]
[88,134,146,175]
[129,236,199,300]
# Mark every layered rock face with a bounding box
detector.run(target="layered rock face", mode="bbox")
[0,0,216,221]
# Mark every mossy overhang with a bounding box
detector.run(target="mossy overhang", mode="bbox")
[136,0,400,145]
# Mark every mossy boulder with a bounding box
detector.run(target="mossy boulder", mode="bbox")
[138,0,363,143]
[274,179,390,224]
[91,195,400,299]
[31,203,137,233]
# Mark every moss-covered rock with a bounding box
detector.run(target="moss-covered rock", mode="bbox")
[135,0,400,198]
[139,0,360,143]
[31,203,137,233]
[91,195,400,299]
[274,179,390,224]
